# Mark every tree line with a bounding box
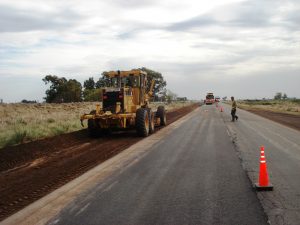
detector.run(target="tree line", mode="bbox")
[43,67,167,103]
[274,92,288,100]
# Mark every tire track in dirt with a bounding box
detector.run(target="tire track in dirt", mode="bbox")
[0,104,199,221]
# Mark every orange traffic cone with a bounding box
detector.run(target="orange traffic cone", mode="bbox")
[255,146,273,191]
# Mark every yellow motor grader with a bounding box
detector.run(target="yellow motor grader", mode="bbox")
[80,69,166,137]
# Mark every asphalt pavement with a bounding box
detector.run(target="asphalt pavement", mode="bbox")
[222,103,300,225]
[47,105,268,225]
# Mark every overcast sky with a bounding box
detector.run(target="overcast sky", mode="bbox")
[0,0,299,102]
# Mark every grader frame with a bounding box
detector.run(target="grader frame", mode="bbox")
[80,69,166,137]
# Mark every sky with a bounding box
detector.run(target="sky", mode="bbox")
[0,0,299,102]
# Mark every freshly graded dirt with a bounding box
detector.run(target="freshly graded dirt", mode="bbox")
[246,109,300,131]
[0,104,198,221]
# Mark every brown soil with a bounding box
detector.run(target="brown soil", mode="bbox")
[0,104,198,221]
[246,109,300,131]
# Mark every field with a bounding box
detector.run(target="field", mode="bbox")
[237,99,300,115]
[0,102,96,149]
[0,101,193,149]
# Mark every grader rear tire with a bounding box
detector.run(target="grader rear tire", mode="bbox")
[136,108,149,137]
[87,110,101,138]
[156,106,167,126]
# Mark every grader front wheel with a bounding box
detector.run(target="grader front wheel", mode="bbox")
[136,108,149,137]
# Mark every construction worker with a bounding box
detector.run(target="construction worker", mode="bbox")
[231,96,238,122]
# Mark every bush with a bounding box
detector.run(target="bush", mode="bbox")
[47,118,55,123]
[21,99,37,103]
[50,126,65,136]
[16,118,27,125]
[6,129,28,146]
[261,102,272,105]
[291,99,300,104]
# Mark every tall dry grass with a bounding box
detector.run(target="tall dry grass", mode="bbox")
[0,102,97,149]
[237,99,300,115]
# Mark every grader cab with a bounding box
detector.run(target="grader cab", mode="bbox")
[80,70,166,137]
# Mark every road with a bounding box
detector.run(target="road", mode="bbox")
[46,105,267,225]
[3,103,300,225]
[222,103,300,225]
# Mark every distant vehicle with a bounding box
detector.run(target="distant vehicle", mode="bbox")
[205,93,215,105]
[215,96,220,102]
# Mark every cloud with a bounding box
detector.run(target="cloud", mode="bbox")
[110,0,158,8]
[167,15,217,31]
[0,4,82,33]
[116,23,162,39]
[114,0,300,39]
[282,8,300,29]
[223,1,275,27]
[165,0,289,31]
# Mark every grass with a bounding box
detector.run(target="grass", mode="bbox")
[0,102,97,149]
[0,101,194,149]
[236,99,300,115]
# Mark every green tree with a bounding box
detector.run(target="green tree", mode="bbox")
[166,89,178,103]
[83,89,102,102]
[83,77,95,90]
[139,67,167,97]
[43,75,82,103]
[157,88,167,102]
[43,75,67,103]
[83,77,97,101]
[274,92,282,100]
[95,72,110,88]
[64,79,82,102]
[282,93,288,100]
